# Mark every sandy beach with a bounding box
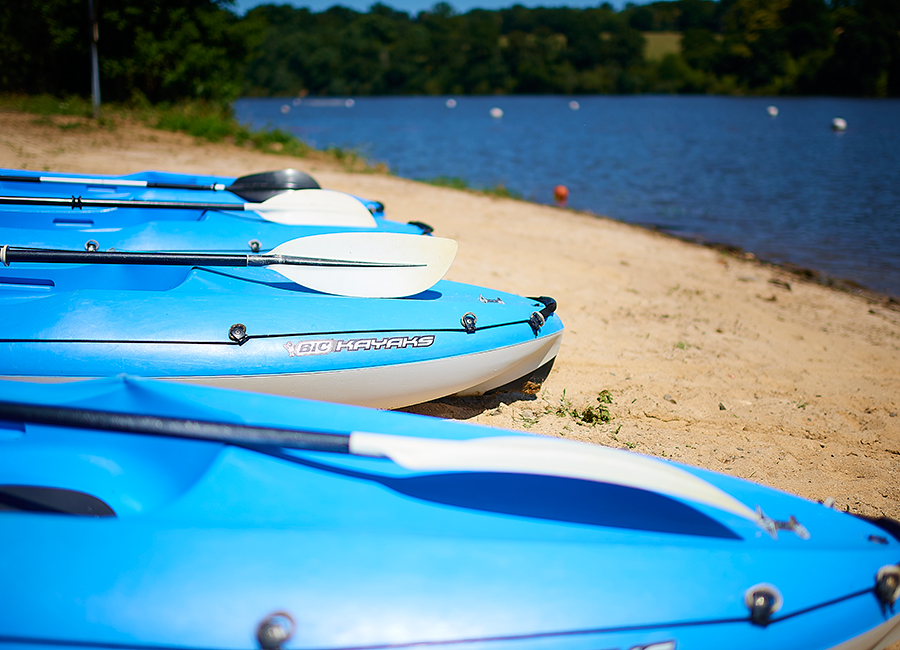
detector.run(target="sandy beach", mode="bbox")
[3,109,899,524]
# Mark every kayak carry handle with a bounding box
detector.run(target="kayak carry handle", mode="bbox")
[528,296,557,334]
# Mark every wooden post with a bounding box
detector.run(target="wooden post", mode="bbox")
[87,0,101,118]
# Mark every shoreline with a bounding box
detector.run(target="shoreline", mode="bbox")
[553,203,900,306]
[666,229,900,305]
[2,109,898,525]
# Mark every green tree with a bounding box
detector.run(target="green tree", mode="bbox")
[817,0,900,96]
[681,27,721,71]
[717,0,791,90]
[102,0,262,102]
[0,0,91,96]
[0,0,262,102]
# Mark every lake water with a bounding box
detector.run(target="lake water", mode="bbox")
[234,95,900,297]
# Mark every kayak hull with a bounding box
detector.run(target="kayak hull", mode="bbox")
[0,377,898,650]
[0,263,564,408]
[6,333,561,408]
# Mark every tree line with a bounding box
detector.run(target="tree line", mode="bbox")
[1,0,898,102]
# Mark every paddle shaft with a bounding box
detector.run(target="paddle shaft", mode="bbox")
[0,400,351,453]
[0,246,419,269]
[0,174,226,192]
[0,194,243,212]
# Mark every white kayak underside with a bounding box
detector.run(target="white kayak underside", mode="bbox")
[826,611,900,650]
[10,332,562,409]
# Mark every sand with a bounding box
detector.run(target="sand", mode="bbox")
[3,109,899,525]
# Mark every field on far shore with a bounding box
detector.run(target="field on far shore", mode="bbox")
[642,31,683,60]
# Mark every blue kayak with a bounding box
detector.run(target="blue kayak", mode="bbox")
[0,168,561,407]
[0,376,898,650]
[0,257,562,408]
[0,168,430,235]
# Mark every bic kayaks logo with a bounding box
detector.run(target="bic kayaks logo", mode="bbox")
[284,335,435,357]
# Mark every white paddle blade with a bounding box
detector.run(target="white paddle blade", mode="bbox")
[248,189,377,227]
[349,432,759,522]
[269,232,458,298]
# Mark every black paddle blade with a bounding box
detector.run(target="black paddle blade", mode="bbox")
[227,169,321,202]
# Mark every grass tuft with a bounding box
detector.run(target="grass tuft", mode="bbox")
[555,389,614,425]
[422,176,523,199]
[3,94,94,117]
[424,176,470,190]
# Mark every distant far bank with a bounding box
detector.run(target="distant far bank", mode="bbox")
[239,1,898,98]
[4,0,898,108]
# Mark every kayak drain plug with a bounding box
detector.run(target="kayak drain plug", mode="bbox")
[229,323,249,344]
[256,611,295,650]
[744,583,783,627]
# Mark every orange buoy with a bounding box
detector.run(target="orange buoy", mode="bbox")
[553,184,569,207]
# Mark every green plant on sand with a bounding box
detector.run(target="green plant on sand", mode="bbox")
[556,389,613,425]
[422,176,523,200]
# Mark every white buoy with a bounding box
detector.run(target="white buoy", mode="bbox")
[767,105,778,117]
[345,99,355,108]
[832,117,847,131]
[490,107,503,119]
[446,98,457,108]
[280,104,290,114]
[292,98,302,106]
[569,100,580,111]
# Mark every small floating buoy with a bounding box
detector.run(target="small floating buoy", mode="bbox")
[345,99,355,108]
[446,98,457,108]
[569,101,580,111]
[832,117,847,131]
[292,98,302,106]
[767,105,778,117]
[280,105,290,114]
[553,185,569,207]
[489,107,503,119]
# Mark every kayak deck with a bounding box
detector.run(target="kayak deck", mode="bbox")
[0,377,898,650]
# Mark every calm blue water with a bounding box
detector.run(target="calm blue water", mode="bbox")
[235,96,900,297]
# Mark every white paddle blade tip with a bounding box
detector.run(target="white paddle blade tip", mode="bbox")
[250,189,377,228]
[271,232,457,298]
[349,432,758,522]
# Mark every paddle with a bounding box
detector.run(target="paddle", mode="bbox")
[0,397,758,523]
[0,189,378,228]
[0,232,458,299]
[0,168,320,202]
